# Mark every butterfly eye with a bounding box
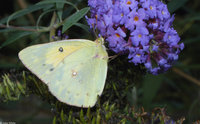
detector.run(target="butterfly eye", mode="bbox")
[59,47,64,52]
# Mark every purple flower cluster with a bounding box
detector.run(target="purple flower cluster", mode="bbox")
[87,0,184,75]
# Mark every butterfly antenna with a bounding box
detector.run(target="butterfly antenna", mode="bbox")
[94,14,99,39]
[103,36,106,45]
[92,25,98,39]
[108,54,119,62]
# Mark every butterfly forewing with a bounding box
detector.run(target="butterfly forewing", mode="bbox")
[19,39,95,84]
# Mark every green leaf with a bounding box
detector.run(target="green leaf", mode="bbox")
[37,0,78,11]
[0,26,39,33]
[36,9,56,29]
[0,31,34,49]
[3,4,53,25]
[179,14,200,24]
[86,107,91,120]
[80,109,86,124]
[96,110,101,124]
[0,28,16,33]
[60,109,66,122]
[53,116,57,124]
[74,23,90,33]
[4,75,15,92]
[68,110,73,122]
[142,74,164,110]
[43,4,54,11]
[56,0,65,21]
[6,86,11,100]
[62,7,90,33]
[182,36,200,45]
[92,117,96,124]
[16,82,26,95]
[167,0,188,13]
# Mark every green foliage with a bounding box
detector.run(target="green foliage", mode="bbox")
[142,74,164,110]
[167,0,188,13]
[62,7,90,33]
[0,73,26,101]
[0,31,34,49]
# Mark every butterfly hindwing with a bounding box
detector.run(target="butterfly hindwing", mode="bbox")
[48,44,108,107]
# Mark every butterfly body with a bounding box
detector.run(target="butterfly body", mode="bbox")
[19,38,108,107]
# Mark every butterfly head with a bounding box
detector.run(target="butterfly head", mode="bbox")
[95,37,104,45]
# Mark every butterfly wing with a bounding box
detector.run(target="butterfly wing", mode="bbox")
[19,39,94,84]
[18,39,108,107]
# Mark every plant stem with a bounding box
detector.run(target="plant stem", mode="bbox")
[173,67,200,87]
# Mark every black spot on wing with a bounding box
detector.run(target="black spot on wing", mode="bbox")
[59,47,63,52]
[50,68,54,71]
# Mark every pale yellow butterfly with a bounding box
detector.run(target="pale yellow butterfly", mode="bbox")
[18,37,108,107]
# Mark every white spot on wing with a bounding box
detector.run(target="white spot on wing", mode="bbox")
[72,70,78,77]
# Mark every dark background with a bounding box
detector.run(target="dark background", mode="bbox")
[0,0,200,123]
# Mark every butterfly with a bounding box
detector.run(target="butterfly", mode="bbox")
[18,37,108,108]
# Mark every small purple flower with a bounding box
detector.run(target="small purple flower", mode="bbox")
[179,43,184,50]
[107,27,126,49]
[142,0,158,18]
[88,0,97,8]
[157,2,170,20]
[165,119,176,124]
[63,34,69,39]
[97,20,107,36]
[126,8,146,30]
[52,30,69,41]
[168,53,178,60]
[163,28,180,46]
[52,36,55,40]
[163,15,175,32]
[130,27,149,46]
[103,14,113,27]
[121,0,138,14]
[129,47,147,65]
[112,6,127,25]
[145,61,152,69]
[57,30,61,37]
[152,45,159,52]
[85,16,96,29]
[158,58,167,66]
